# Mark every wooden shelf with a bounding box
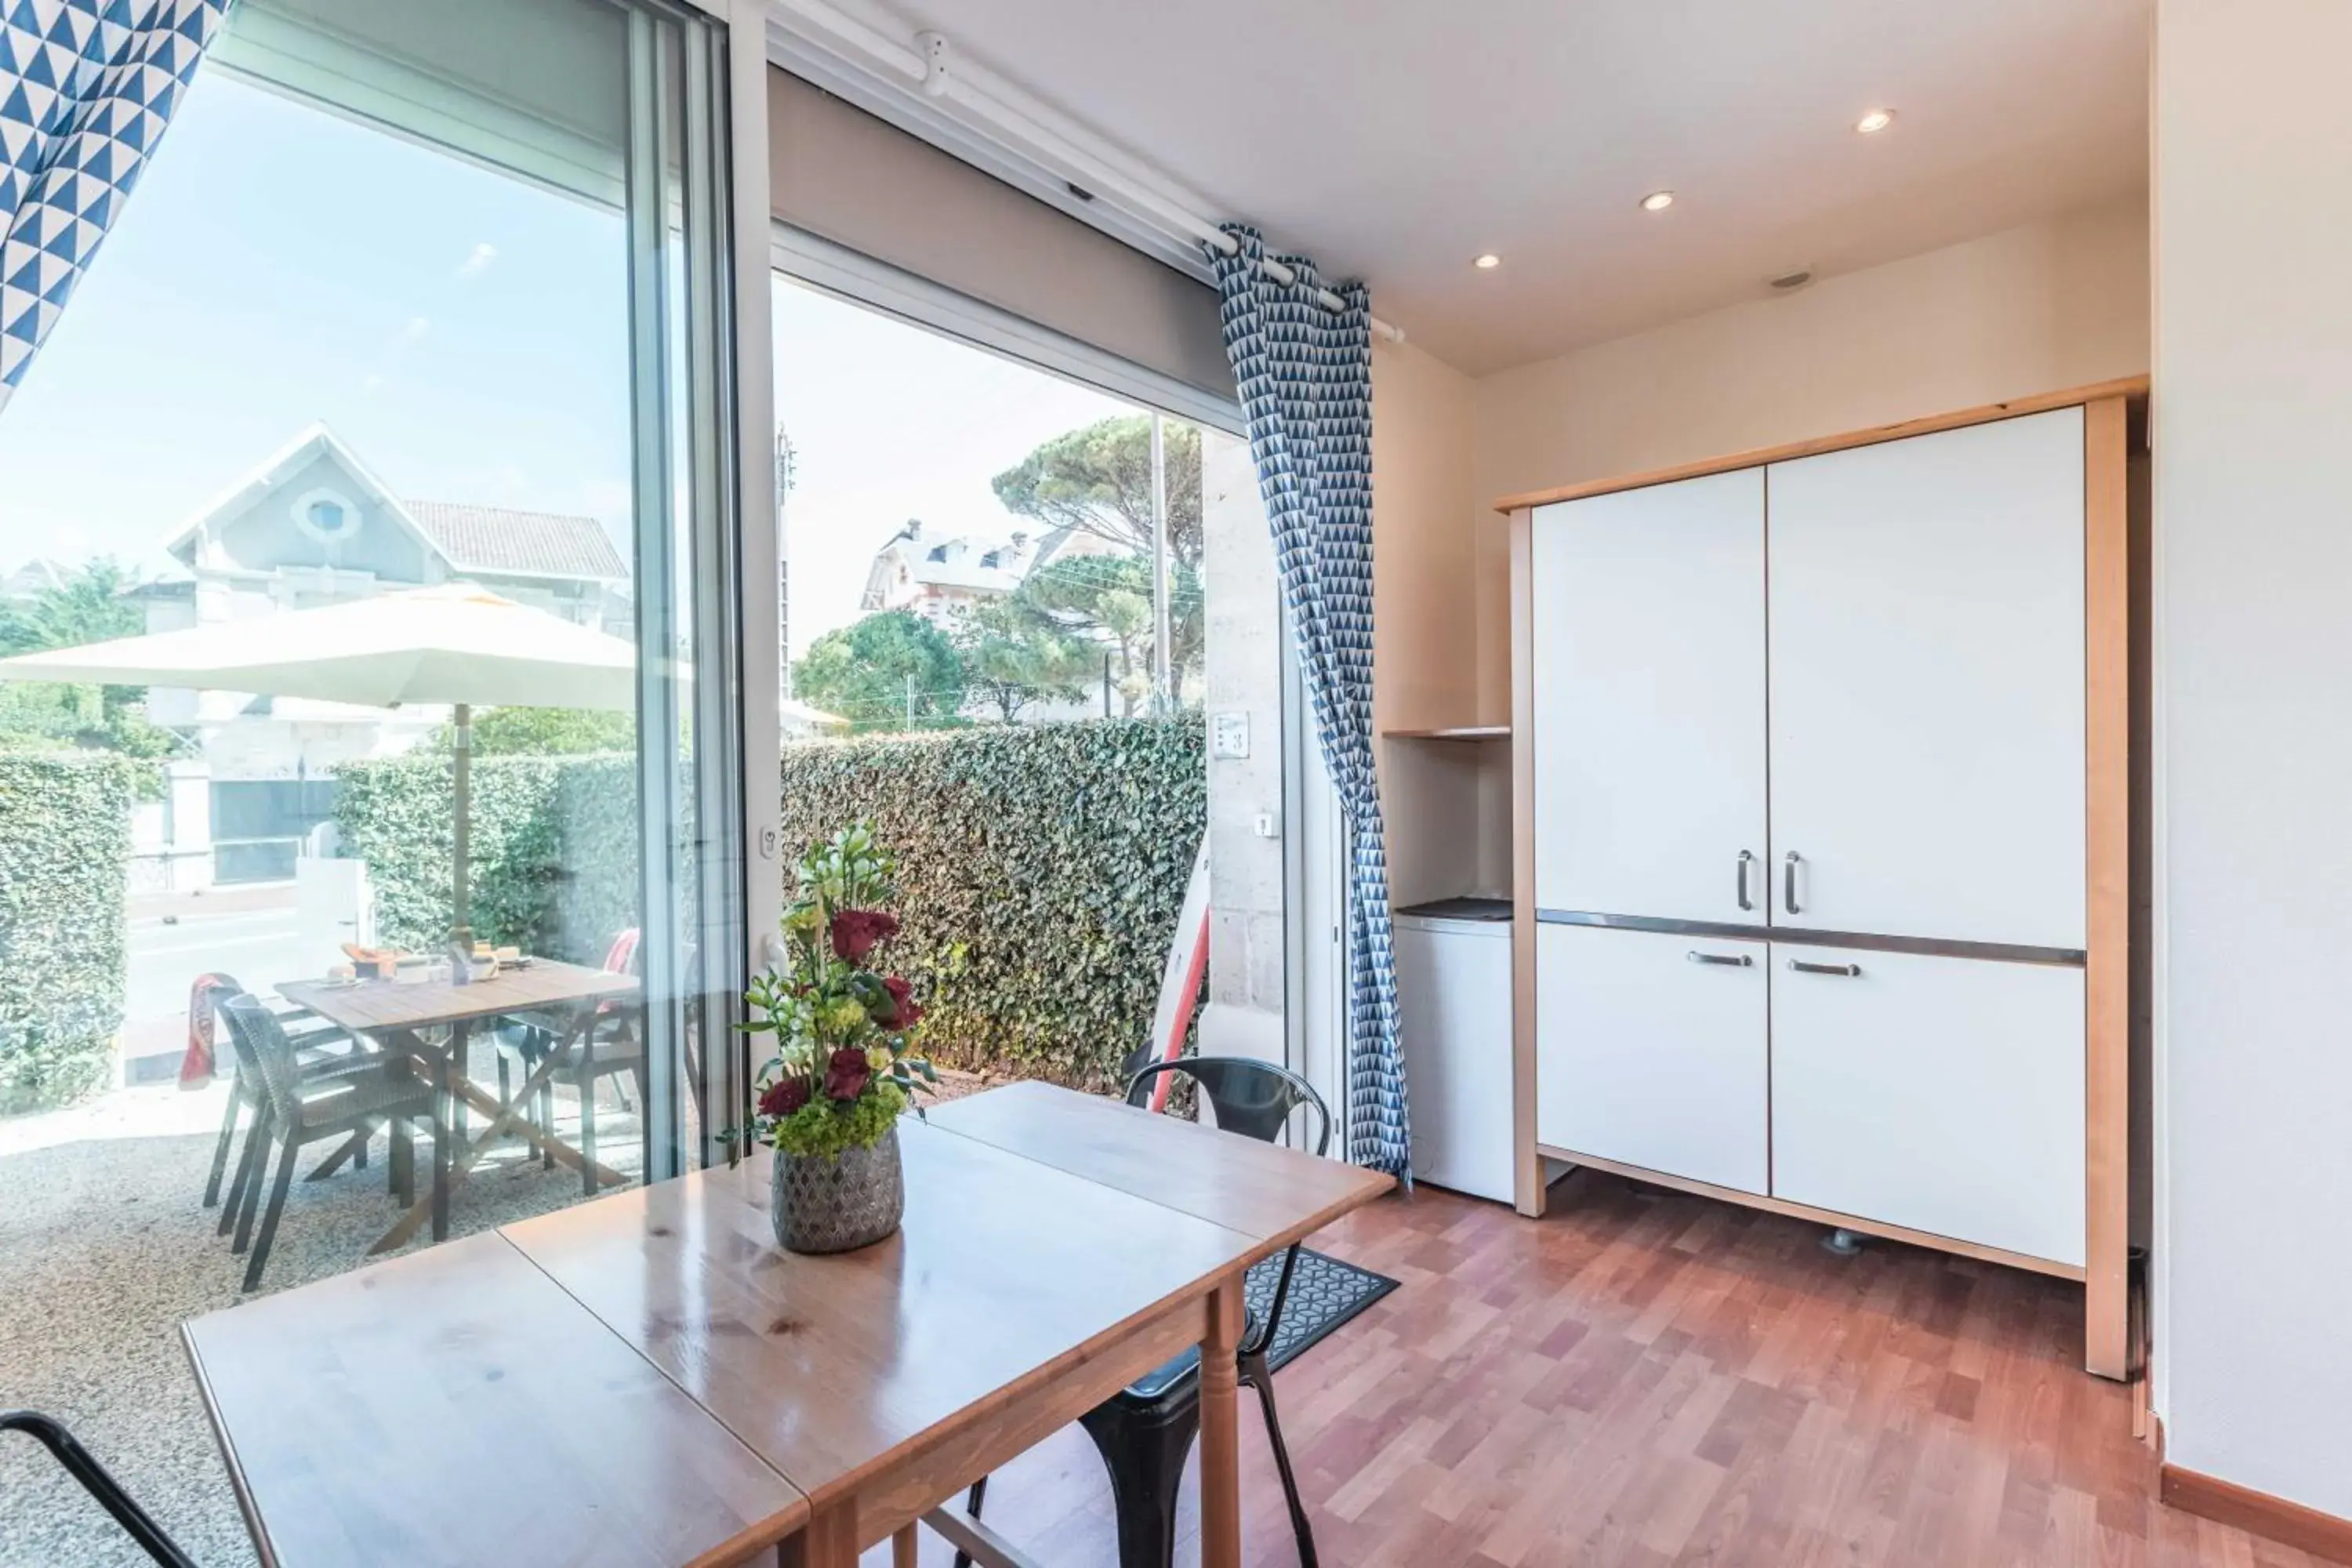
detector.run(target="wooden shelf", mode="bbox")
[1383,725,1512,741]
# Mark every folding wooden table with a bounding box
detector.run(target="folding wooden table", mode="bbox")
[279,960,641,1254]
[183,1083,1392,1566]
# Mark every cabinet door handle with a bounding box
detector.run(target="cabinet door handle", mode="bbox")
[1686,951,1753,967]
[1735,850,1755,912]
[1787,959,1862,977]
[1783,851,1802,915]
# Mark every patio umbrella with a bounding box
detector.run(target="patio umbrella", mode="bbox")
[0,584,644,946]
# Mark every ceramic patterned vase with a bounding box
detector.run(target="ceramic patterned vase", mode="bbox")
[770,1125,905,1254]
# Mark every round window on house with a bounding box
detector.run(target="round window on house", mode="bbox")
[292,487,362,543]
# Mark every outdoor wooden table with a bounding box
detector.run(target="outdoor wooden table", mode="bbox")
[280,960,642,1254]
[181,1083,1393,1568]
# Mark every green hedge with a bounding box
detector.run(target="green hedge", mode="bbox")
[332,719,1204,1091]
[0,753,135,1112]
[332,753,642,962]
[776,717,1204,1091]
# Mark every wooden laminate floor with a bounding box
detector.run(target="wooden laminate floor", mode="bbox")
[868,1170,2331,1567]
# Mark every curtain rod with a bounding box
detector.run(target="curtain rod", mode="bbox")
[771,0,1406,344]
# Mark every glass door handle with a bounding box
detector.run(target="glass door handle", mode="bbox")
[1735,850,1755,911]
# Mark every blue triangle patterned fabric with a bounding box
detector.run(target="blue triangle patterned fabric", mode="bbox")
[0,0,229,409]
[1208,224,1410,1180]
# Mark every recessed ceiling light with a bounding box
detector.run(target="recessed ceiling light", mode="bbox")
[1473,253,1501,270]
[1639,191,1675,212]
[1856,108,1895,134]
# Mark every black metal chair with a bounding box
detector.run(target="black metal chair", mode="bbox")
[216,992,446,1293]
[958,1056,1333,1568]
[199,976,380,1212]
[1,1411,195,1567]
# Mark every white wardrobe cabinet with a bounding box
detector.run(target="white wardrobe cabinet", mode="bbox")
[1506,383,2135,1379]
[1535,923,1768,1196]
[1530,466,1766,924]
[1769,944,2087,1268]
[1768,408,2088,949]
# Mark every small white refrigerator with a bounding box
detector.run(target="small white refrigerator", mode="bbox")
[1393,899,1515,1204]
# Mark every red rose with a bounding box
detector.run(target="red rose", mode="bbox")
[873,974,923,1030]
[829,909,901,963]
[822,1044,872,1102]
[759,1076,811,1119]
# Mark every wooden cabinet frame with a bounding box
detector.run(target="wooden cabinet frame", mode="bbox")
[1503,376,2147,1381]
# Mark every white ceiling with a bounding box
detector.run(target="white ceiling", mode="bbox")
[872,0,2151,376]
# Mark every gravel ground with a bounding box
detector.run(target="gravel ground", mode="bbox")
[0,1084,644,1567]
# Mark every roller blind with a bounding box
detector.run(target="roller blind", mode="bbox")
[210,0,629,209]
[768,68,1237,405]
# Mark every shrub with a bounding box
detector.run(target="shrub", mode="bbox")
[0,753,135,1112]
[331,718,1205,1091]
[775,718,1203,1091]
[332,752,640,961]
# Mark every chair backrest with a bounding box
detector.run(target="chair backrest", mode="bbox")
[216,992,304,1124]
[1123,1056,1331,1158]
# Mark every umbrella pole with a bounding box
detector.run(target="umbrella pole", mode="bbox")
[452,702,472,950]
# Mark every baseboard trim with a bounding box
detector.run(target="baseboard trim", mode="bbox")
[2161,1465,2352,1563]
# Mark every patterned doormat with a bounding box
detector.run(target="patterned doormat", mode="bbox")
[1246,1247,1400,1371]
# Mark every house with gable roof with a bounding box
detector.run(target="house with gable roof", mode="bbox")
[125,424,634,887]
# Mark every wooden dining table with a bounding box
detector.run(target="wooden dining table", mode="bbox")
[279,960,642,1254]
[182,1081,1392,1567]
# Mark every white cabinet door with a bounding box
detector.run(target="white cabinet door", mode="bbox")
[1396,918,1516,1203]
[1536,922,1769,1195]
[1767,408,2086,949]
[1769,944,2085,1265]
[1532,469,1767,923]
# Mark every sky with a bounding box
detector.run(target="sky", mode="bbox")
[0,64,1152,662]
[771,280,1141,656]
[0,73,634,568]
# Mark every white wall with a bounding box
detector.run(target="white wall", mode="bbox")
[2151,0,2352,1517]
[1367,341,1498,906]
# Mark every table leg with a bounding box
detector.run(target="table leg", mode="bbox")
[368,1009,618,1256]
[775,1499,856,1567]
[431,1044,453,1243]
[891,1525,916,1568]
[441,1076,626,1187]
[450,1020,470,1144]
[303,1124,371,1182]
[389,1110,413,1203]
[1199,1275,1243,1568]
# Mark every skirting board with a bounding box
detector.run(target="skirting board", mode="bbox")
[1537,1143,2086,1283]
[2161,1465,2352,1564]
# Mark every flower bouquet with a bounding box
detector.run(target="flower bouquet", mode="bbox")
[742,822,936,1254]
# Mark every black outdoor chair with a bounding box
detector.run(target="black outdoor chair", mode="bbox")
[957,1055,1333,1568]
[199,975,382,1212]
[492,931,648,1195]
[216,992,447,1293]
[1,1411,195,1567]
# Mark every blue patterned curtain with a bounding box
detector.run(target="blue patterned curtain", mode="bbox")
[1,0,229,411]
[1208,224,1409,1178]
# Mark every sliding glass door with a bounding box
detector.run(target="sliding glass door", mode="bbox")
[0,0,750,1555]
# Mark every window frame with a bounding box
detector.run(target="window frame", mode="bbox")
[764,227,1343,1109]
